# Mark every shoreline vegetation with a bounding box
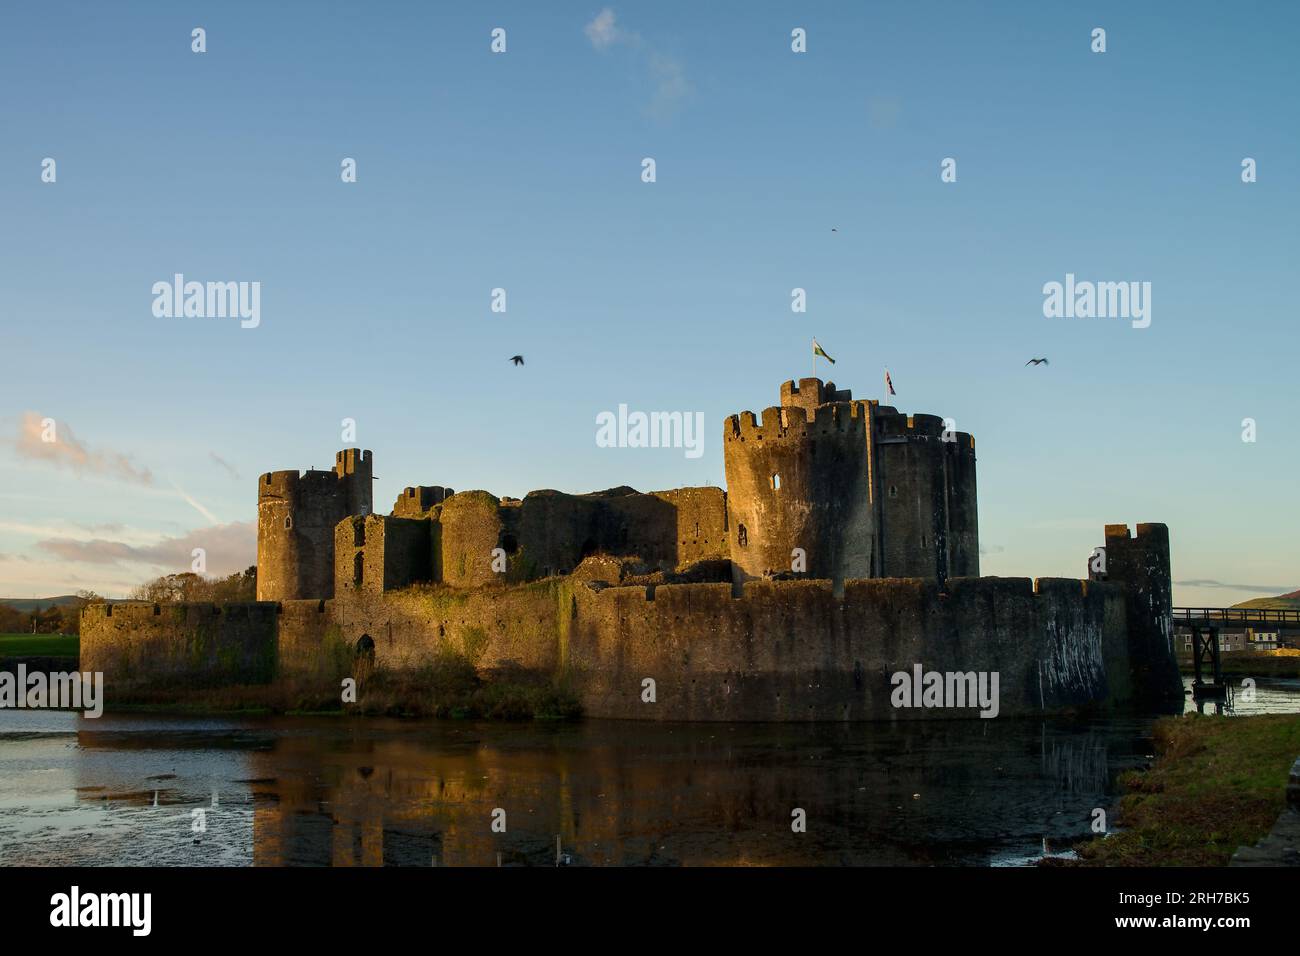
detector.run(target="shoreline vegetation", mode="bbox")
[1073,713,1300,866]
[100,670,584,721]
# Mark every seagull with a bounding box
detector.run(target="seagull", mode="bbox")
[509,355,524,366]
[1025,357,1049,366]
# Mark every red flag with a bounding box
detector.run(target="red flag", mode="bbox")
[885,370,896,396]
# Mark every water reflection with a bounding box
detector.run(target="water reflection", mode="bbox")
[0,678,1296,867]
[1182,675,1300,716]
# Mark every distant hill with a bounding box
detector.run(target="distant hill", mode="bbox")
[1232,590,1300,611]
[0,595,85,612]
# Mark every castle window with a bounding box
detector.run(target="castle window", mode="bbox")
[888,485,897,498]
[353,553,364,586]
[738,524,748,548]
[921,534,927,549]
[284,515,293,529]
[771,473,781,491]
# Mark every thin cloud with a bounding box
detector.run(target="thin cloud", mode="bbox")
[168,479,220,525]
[210,452,241,481]
[584,7,623,49]
[1174,579,1295,595]
[584,8,690,119]
[36,520,255,576]
[15,411,153,485]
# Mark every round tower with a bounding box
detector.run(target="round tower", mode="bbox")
[256,449,373,601]
[723,379,874,586]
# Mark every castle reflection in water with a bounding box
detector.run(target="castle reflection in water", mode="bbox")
[235,716,1141,867]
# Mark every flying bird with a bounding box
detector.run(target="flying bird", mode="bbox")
[831,227,838,232]
[1025,357,1049,366]
[509,355,524,366]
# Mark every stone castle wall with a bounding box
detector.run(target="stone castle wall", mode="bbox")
[80,601,277,688]
[83,568,1163,721]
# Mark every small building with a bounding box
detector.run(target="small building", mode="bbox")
[1247,629,1280,651]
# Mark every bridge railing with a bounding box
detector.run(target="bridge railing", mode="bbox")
[1171,607,1300,626]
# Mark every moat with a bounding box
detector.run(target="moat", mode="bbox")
[2,678,1297,867]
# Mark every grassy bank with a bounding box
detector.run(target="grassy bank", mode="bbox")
[0,633,79,658]
[1077,713,1300,866]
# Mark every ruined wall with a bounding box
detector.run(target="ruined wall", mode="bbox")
[431,487,727,588]
[438,491,509,587]
[80,601,278,689]
[646,487,728,567]
[335,514,432,598]
[392,486,453,518]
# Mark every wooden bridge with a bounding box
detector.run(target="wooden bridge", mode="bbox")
[1170,607,1299,702]
[1171,607,1300,631]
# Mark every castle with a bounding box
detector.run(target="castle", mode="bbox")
[82,377,1185,721]
[255,378,979,603]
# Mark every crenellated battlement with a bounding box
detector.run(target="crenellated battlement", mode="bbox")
[258,469,303,500]
[779,377,853,413]
[725,401,866,444]
[335,448,372,477]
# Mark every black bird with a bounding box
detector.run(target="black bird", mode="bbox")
[831,227,838,232]
[510,355,524,366]
[1025,357,1049,366]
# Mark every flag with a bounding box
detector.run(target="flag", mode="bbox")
[885,369,896,396]
[812,338,835,364]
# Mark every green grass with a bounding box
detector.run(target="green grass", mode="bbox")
[1075,713,1300,866]
[0,633,79,658]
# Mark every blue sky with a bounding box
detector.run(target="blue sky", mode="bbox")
[1,1,1296,602]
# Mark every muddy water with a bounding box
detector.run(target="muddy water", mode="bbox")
[1,679,1296,867]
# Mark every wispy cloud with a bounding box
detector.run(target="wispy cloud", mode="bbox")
[1174,579,1295,595]
[210,452,241,481]
[35,520,255,576]
[167,479,220,525]
[584,8,690,120]
[15,411,153,485]
[584,7,624,49]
